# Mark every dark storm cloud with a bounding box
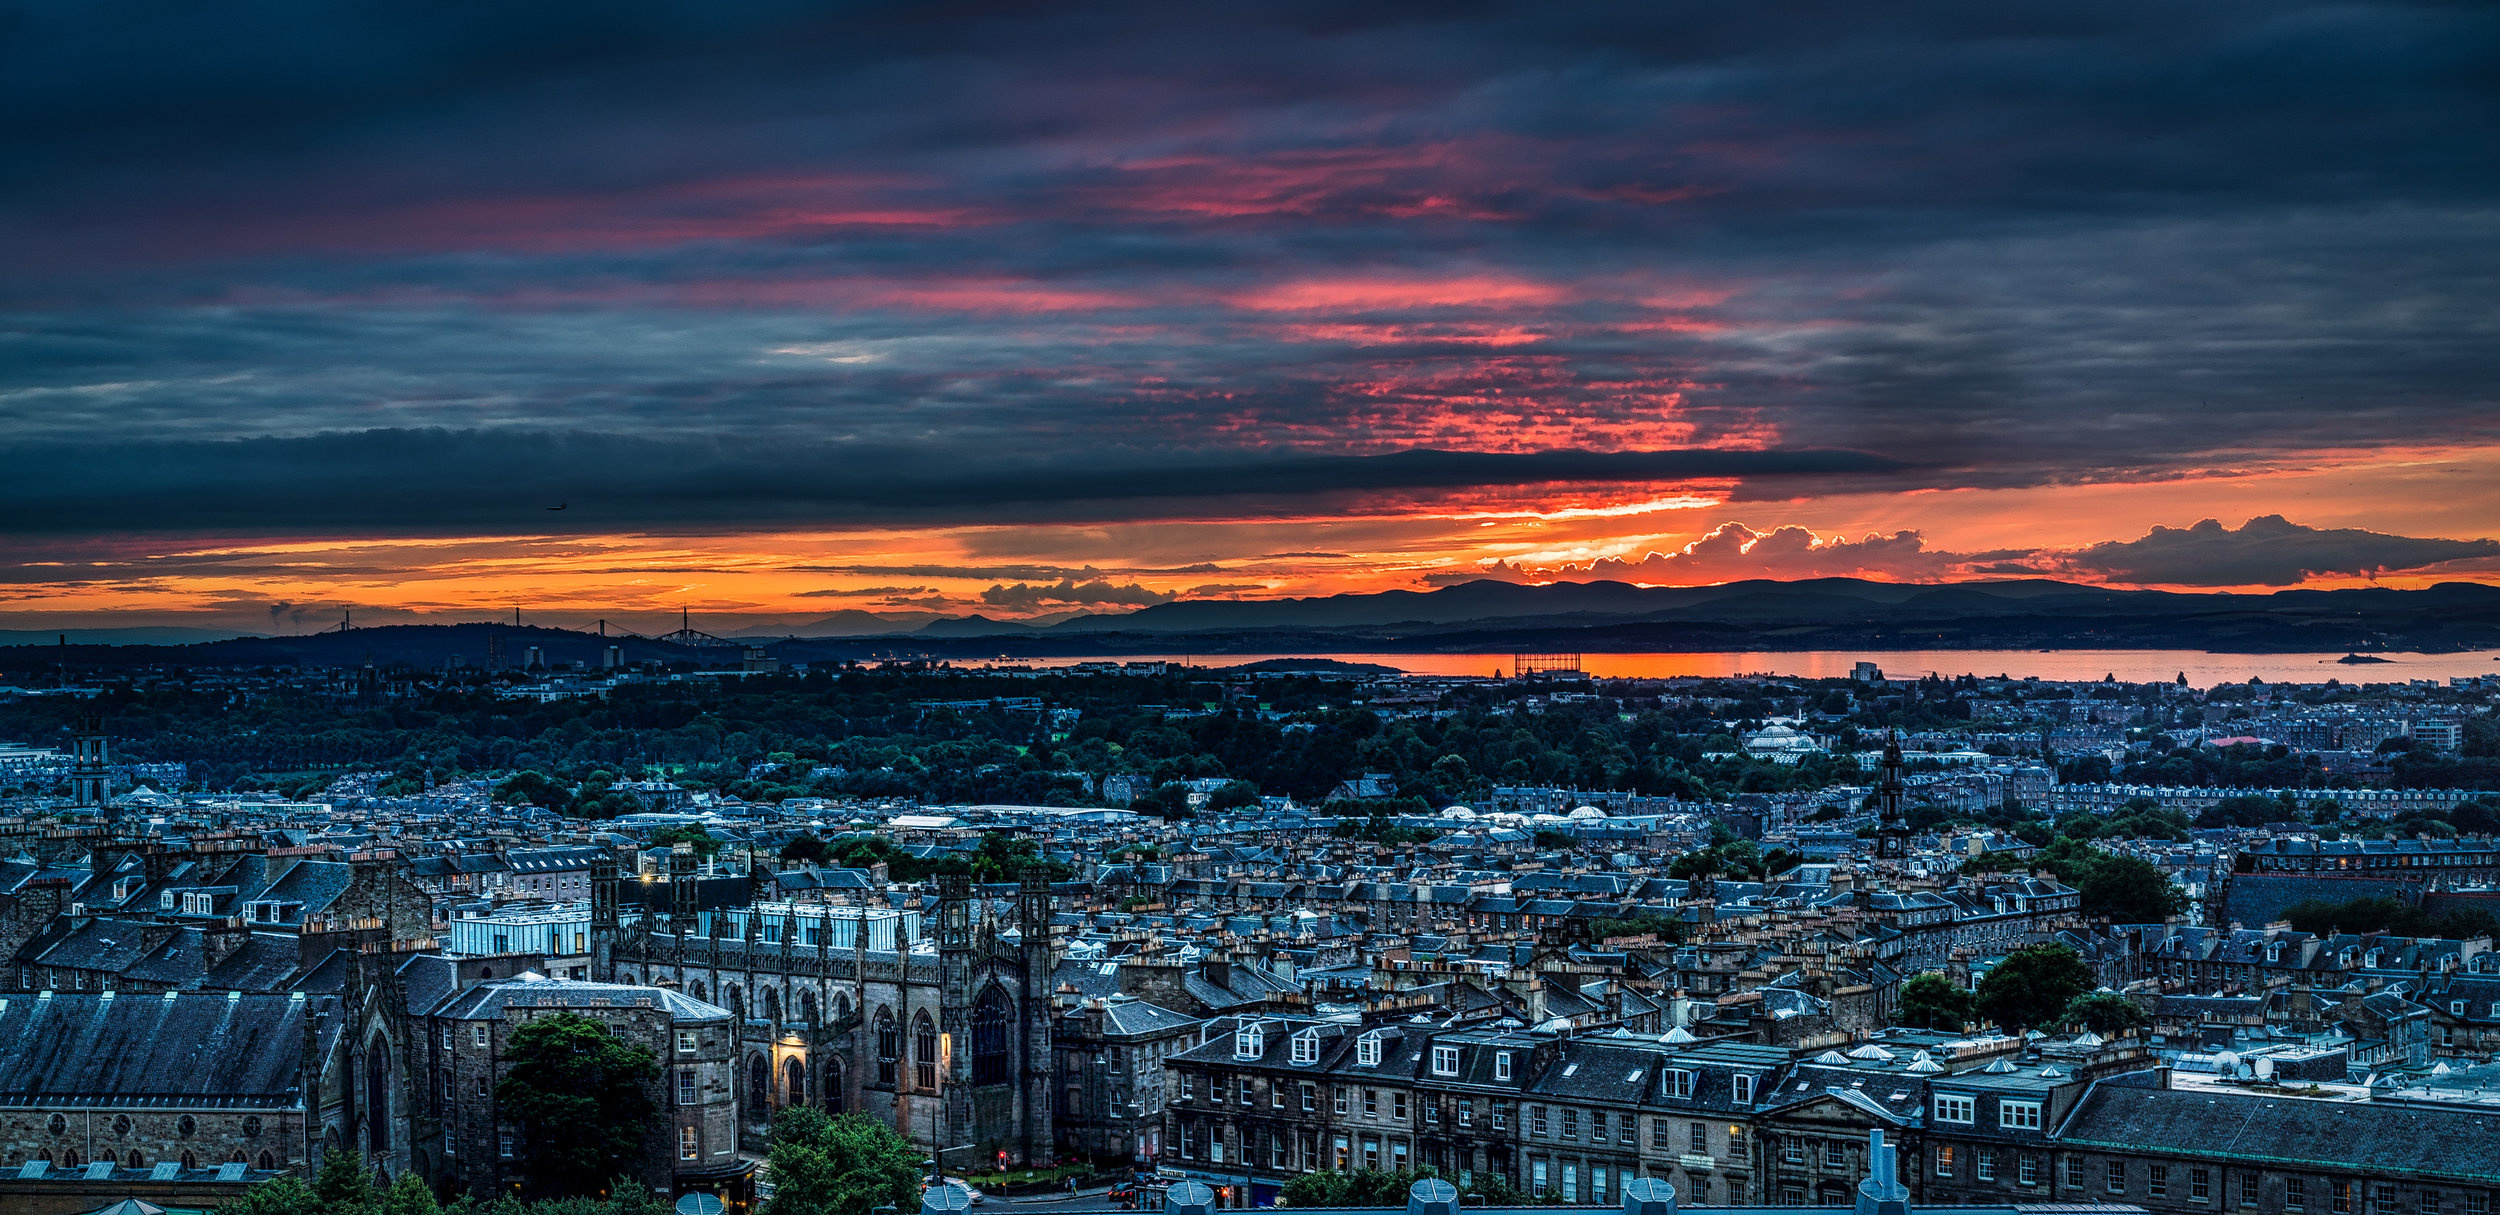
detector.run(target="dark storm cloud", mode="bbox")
[2,0,2497,537]
[0,428,1894,535]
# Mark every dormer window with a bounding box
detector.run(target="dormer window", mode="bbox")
[159,891,176,910]
[1290,1029,1319,1065]
[1235,1023,1264,1060]
[1356,1032,1383,1067]
[1431,1045,1460,1076]
[1495,1051,1513,1081]
[1733,1074,1756,1104]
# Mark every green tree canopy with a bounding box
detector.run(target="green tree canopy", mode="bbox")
[647,824,722,858]
[2060,991,2147,1034]
[1976,944,2096,1031]
[763,1107,923,1215]
[779,832,832,864]
[1895,972,1977,1031]
[496,1012,663,1198]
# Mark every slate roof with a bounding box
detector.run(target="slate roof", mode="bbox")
[0,991,319,1106]
[2059,1084,2500,1182]
[430,973,734,1023]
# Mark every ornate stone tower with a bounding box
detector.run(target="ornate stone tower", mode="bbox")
[1017,870,1056,1164]
[589,852,620,981]
[935,873,975,1169]
[68,714,110,808]
[668,843,700,931]
[1874,731,1909,862]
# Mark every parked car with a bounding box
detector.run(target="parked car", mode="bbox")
[923,1179,987,1207]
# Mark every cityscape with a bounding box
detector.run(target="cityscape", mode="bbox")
[6,2,2500,1215]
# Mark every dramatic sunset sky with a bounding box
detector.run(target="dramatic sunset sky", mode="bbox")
[5,1,2498,636]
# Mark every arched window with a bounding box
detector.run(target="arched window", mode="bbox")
[366,1039,391,1154]
[727,985,745,1020]
[784,1056,807,1106]
[181,1151,197,1170]
[763,987,781,1025]
[824,1054,846,1111]
[127,1151,143,1169]
[875,1009,899,1086]
[801,990,818,1026]
[228,1150,246,1164]
[477,967,492,980]
[260,1151,277,1171]
[972,987,1011,1086]
[63,1150,81,1168]
[101,1150,117,1165]
[690,982,706,1002]
[913,1012,939,1090]
[834,992,852,1023]
[747,1053,770,1111]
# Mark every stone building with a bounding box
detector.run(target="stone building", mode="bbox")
[597,850,1057,1169]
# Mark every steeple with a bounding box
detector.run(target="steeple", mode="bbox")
[1874,730,1908,862]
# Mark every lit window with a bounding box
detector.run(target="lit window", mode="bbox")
[680,1126,698,1161]
[1936,1146,1955,1178]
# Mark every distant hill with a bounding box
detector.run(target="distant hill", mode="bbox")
[6,579,2498,669]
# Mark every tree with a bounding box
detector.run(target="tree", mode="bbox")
[214,1176,322,1215]
[763,1107,923,1215]
[312,1148,376,1212]
[648,824,721,858]
[2060,991,2146,1034]
[1976,944,2095,1032]
[496,1013,662,1197]
[495,769,569,806]
[2075,854,2187,924]
[779,832,832,864]
[1895,972,1977,1031]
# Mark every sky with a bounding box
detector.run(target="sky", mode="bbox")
[5,0,2499,635]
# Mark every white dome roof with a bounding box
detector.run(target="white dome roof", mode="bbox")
[1443,806,1476,818]
[1567,806,1608,820]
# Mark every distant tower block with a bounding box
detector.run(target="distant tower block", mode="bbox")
[524,645,545,669]
[486,633,506,670]
[1514,652,1583,678]
[69,714,110,807]
[602,645,623,670]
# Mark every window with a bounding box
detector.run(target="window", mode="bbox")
[1686,1122,1705,1154]
[2192,1169,2210,1202]
[1495,1051,1513,1081]
[1492,1102,1508,1131]
[2020,1157,2040,1187]
[679,1126,698,1161]
[1458,1099,1473,1127]
[1334,1086,1349,1115]
[1236,1024,1264,1059]
[1590,1111,1606,1142]
[2464,1194,2486,1215]
[1935,1094,1975,1124]
[472,1024,487,1047]
[2288,1179,2306,1211]
[1560,1108,1577,1140]
[1936,1146,1955,1179]
[2373,1187,2398,1215]
[1357,1033,1383,1067]
[441,1025,454,1050]
[2151,1165,2169,1197]
[500,1134,516,1159]
[677,1029,696,1054]
[1272,1081,1286,1109]
[1432,1045,1459,1076]
[1531,1106,1549,1138]
[1665,1069,1694,1098]
[2000,1100,2042,1130]
[2067,1158,2085,1190]
[1362,1139,1379,1170]
[1532,1160,1549,1198]
[1334,1136,1349,1171]
[1363,1088,1378,1116]
[1733,1074,1756,1104]
[1393,1092,1407,1121]
[679,1068,698,1105]
[2335,1182,2354,1215]
[1240,1078,1254,1107]
[2420,1194,2441,1215]
[1593,1167,1609,1205]
[1301,1082,1315,1112]
[914,1014,939,1090]
[2109,1162,2128,1195]
[1784,1139,1805,1165]
[1292,1032,1319,1065]
[1977,1153,1997,1182]
[1273,1134,1288,1169]
[972,990,1011,1086]
[1424,1099,1439,1125]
